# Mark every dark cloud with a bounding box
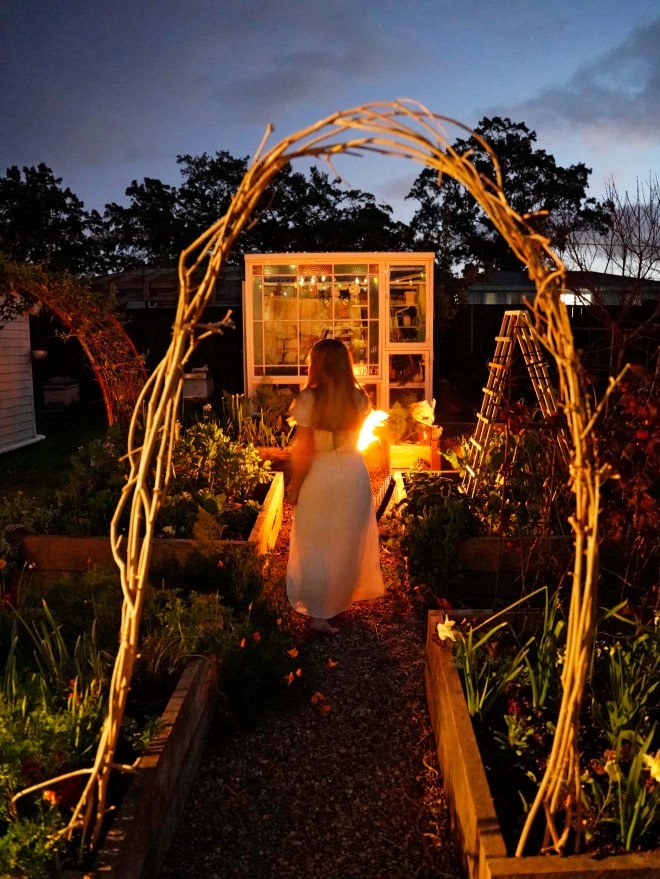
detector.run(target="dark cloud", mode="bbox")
[516,17,660,145]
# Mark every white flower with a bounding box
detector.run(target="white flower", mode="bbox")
[436,615,457,643]
[605,758,622,782]
[643,749,660,783]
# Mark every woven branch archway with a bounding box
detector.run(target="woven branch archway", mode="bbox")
[49,100,603,859]
[3,268,146,425]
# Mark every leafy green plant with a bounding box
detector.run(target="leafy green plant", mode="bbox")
[471,420,572,538]
[384,397,422,444]
[16,568,121,656]
[220,381,294,448]
[50,428,130,535]
[454,617,522,718]
[2,419,273,541]
[523,588,565,710]
[581,727,659,852]
[587,604,660,747]
[170,420,271,500]
[394,473,480,597]
[0,600,110,877]
[139,590,235,682]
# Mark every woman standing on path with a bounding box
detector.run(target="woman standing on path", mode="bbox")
[286,338,385,634]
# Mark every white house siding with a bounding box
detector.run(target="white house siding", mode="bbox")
[0,314,44,454]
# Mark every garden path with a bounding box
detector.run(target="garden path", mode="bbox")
[160,499,462,879]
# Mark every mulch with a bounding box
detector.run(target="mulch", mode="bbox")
[160,492,463,879]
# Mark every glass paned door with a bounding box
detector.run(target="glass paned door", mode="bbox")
[388,265,427,344]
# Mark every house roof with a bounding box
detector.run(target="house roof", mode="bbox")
[466,268,660,303]
[92,266,244,309]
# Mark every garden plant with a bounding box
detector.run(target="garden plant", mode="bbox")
[440,591,659,855]
[0,540,294,876]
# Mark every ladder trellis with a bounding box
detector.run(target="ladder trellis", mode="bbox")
[462,310,569,497]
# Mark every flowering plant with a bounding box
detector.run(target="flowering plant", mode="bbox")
[449,591,660,855]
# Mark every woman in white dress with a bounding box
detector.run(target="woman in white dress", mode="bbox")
[286,339,385,634]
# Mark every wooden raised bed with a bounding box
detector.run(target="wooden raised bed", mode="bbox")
[389,441,435,471]
[453,535,573,573]
[425,610,660,879]
[18,471,284,585]
[396,471,572,568]
[70,657,218,879]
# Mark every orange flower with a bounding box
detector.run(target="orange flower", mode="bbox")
[295,667,303,678]
[287,648,299,658]
[284,671,295,686]
[240,638,247,649]
[42,789,60,806]
[252,631,261,642]
[327,658,337,668]
[310,691,326,705]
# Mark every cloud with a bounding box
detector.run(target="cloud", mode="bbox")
[213,9,425,126]
[516,17,660,146]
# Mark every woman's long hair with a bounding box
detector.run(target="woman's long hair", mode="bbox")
[304,339,369,432]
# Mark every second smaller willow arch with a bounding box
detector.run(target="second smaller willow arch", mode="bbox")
[0,261,147,425]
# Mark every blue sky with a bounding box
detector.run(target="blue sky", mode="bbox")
[2,0,659,222]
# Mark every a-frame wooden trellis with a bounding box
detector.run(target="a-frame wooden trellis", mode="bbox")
[462,309,570,497]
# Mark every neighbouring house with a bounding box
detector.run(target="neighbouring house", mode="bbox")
[460,268,660,364]
[91,265,245,393]
[0,312,44,455]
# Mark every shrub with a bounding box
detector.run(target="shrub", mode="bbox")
[0,420,273,541]
[394,473,480,598]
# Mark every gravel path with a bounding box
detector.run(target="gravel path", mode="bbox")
[161,502,462,879]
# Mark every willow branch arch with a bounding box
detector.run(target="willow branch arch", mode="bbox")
[52,100,603,860]
[2,267,147,425]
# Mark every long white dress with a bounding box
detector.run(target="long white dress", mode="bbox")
[286,389,385,619]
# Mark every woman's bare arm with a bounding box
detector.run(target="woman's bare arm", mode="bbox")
[287,425,315,505]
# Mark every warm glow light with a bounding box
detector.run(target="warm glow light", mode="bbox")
[358,409,388,451]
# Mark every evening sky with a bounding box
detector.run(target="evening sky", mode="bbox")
[2,0,658,222]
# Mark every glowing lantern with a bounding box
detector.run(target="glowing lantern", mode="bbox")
[358,409,388,452]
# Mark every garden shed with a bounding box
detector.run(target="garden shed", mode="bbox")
[0,312,44,454]
[243,251,435,410]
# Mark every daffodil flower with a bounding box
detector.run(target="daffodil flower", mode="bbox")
[604,758,622,782]
[436,615,457,642]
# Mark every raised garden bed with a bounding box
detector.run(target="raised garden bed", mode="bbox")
[389,440,437,471]
[17,471,284,586]
[68,657,218,879]
[425,610,660,879]
[453,535,573,572]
